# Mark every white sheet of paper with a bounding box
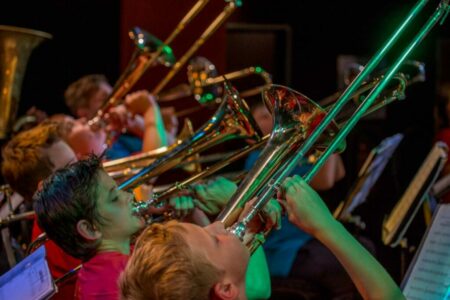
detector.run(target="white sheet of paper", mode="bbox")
[402,204,450,300]
[0,246,55,300]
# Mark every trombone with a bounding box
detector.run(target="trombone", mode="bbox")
[217,0,450,252]
[157,56,273,117]
[117,80,262,191]
[103,118,201,178]
[131,135,270,221]
[151,0,242,95]
[87,0,241,144]
[104,67,407,180]
[88,27,175,131]
[88,0,218,128]
[129,69,410,222]
[158,56,272,103]
[94,0,241,117]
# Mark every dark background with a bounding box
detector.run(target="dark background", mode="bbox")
[1,0,450,284]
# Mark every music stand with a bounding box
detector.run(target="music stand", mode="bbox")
[382,142,448,248]
[334,133,404,221]
[0,246,56,300]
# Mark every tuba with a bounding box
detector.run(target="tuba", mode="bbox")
[0,25,52,139]
[218,0,450,251]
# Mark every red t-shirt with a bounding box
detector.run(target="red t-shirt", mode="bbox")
[75,251,129,300]
[32,220,81,299]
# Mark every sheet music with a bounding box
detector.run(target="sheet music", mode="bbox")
[0,246,55,300]
[402,204,450,300]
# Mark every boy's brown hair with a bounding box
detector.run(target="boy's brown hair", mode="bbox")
[2,122,67,200]
[64,74,108,115]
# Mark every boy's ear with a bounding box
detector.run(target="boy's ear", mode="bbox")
[77,219,102,241]
[212,281,239,300]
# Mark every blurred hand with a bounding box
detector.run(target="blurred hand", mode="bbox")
[192,177,237,216]
[125,90,158,116]
[239,198,282,235]
[169,195,195,219]
[106,105,128,132]
[280,175,335,236]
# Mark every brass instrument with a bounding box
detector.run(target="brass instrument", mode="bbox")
[109,72,409,224]
[319,60,426,110]
[217,0,450,251]
[88,27,175,130]
[88,0,217,129]
[104,118,201,179]
[88,0,241,141]
[0,25,52,139]
[157,56,273,117]
[24,82,261,254]
[151,1,242,95]
[132,135,269,221]
[118,80,262,191]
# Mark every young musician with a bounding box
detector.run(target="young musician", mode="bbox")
[64,74,177,159]
[2,122,80,299]
[119,175,405,300]
[33,155,279,299]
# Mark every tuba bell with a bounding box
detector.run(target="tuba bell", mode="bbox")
[0,25,52,139]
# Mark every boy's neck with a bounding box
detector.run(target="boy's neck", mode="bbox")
[98,238,131,255]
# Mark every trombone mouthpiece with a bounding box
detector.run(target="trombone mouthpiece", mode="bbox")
[131,200,154,217]
[228,221,246,241]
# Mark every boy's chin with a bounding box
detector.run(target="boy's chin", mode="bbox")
[135,216,146,228]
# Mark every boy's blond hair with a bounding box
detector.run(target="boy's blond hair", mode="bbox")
[120,221,224,300]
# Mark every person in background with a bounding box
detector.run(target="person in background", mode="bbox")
[2,122,80,299]
[64,74,177,159]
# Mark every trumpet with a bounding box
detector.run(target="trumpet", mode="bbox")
[218,0,450,252]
